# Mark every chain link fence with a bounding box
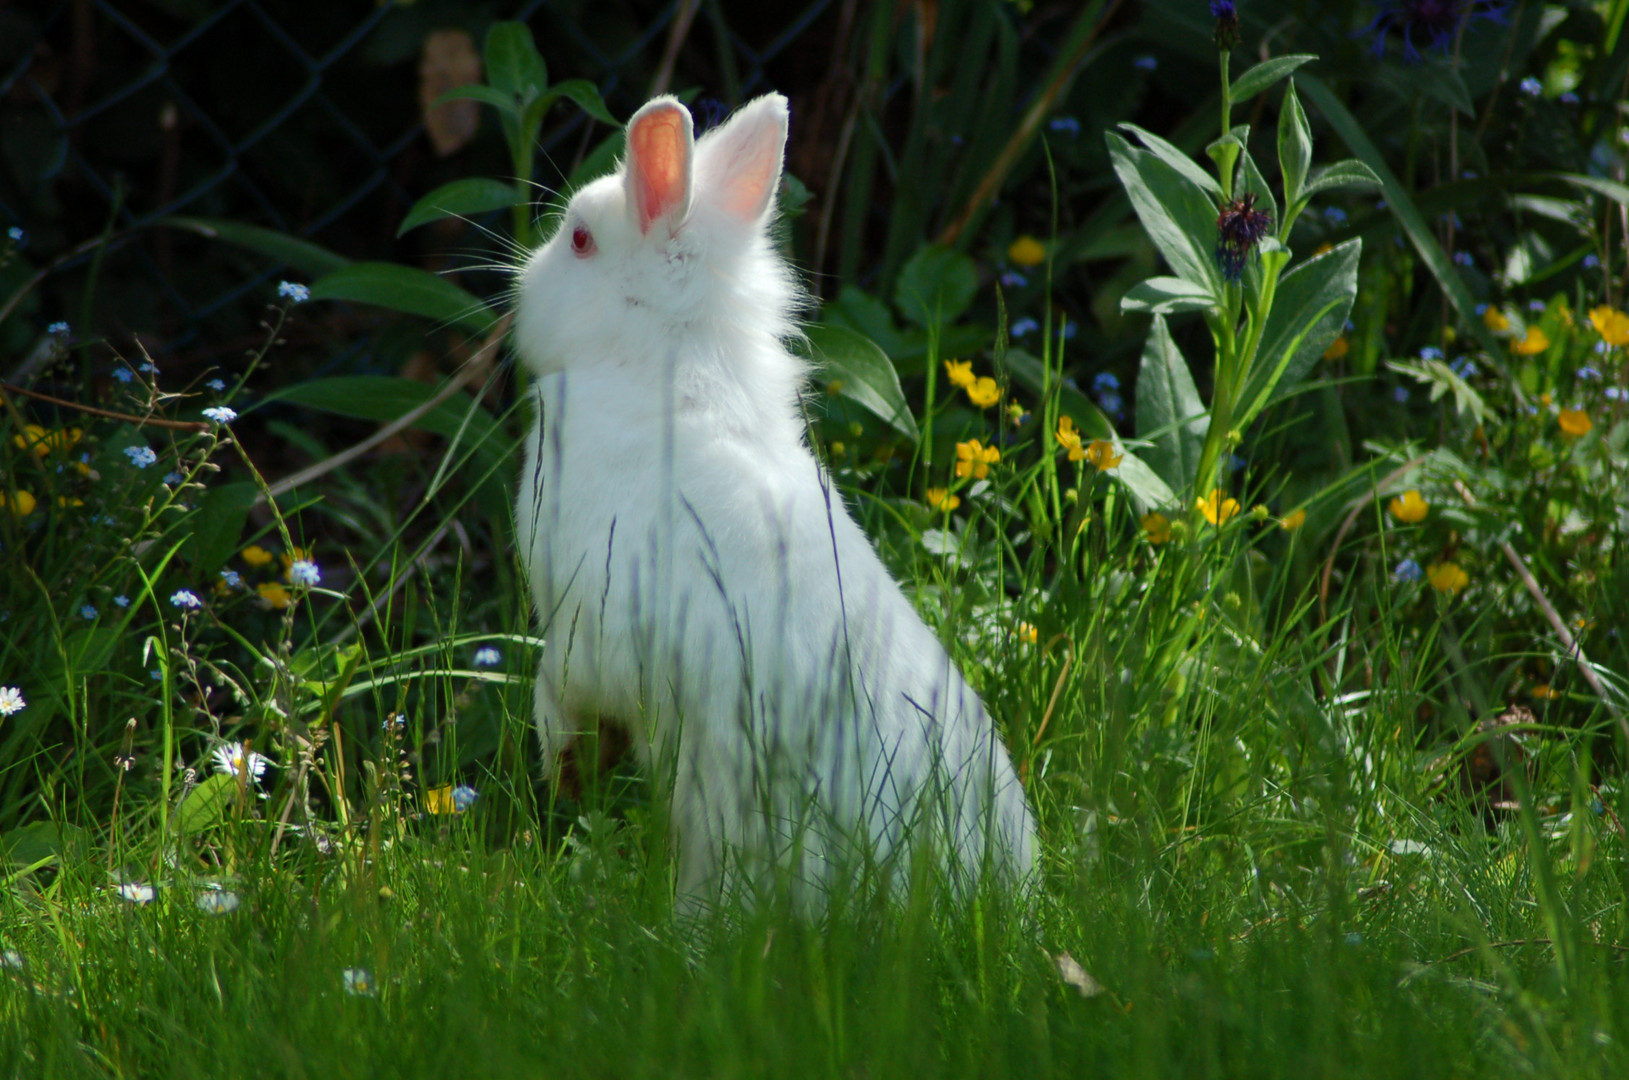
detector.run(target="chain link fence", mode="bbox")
[1,0,837,360]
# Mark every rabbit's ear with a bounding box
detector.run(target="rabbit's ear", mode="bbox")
[695,94,788,224]
[624,97,694,235]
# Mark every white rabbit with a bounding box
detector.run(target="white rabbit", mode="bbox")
[513,92,1035,907]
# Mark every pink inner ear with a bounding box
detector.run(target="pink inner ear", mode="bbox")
[715,138,782,221]
[628,107,691,234]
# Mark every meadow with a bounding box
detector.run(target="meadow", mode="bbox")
[2,1,1627,1076]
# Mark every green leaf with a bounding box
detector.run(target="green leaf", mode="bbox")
[1277,81,1312,209]
[894,245,979,329]
[164,217,350,277]
[176,774,238,835]
[1301,159,1383,198]
[804,324,918,440]
[1407,62,1474,117]
[1238,238,1360,423]
[545,79,619,127]
[484,22,546,102]
[186,481,259,577]
[1134,315,1209,493]
[310,263,496,335]
[1386,358,1491,422]
[1300,76,1508,366]
[431,83,521,118]
[1229,54,1317,103]
[398,179,523,236]
[1121,276,1217,315]
[1107,132,1222,300]
[1118,123,1222,197]
[261,375,517,520]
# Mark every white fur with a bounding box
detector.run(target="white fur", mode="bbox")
[513,93,1036,905]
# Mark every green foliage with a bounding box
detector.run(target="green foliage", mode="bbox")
[2,0,1629,1072]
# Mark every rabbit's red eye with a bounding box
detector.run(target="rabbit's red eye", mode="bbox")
[571,226,595,256]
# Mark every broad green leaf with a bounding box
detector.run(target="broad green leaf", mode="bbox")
[1112,450,1180,514]
[1301,159,1383,198]
[1121,276,1216,315]
[1118,123,1222,197]
[1134,315,1208,493]
[895,245,979,329]
[176,774,238,835]
[164,217,350,277]
[1229,54,1317,103]
[263,375,517,520]
[805,324,918,440]
[1107,132,1222,299]
[1277,81,1312,209]
[398,179,523,236]
[431,83,521,118]
[484,22,546,102]
[1404,62,1473,117]
[186,481,259,577]
[1239,238,1360,422]
[1300,76,1508,366]
[310,263,497,335]
[545,79,619,127]
[1551,172,1629,206]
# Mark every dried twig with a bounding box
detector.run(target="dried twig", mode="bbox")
[257,313,511,503]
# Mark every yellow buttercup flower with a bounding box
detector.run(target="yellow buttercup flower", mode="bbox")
[2,490,37,516]
[12,424,81,457]
[965,376,1001,408]
[1513,326,1550,355]
[1280,508,1307,531]
[1055,415,1086,461]
[1427,561,1468,595]
[242,545,274,568]
[1588,305,1629,347]
[1197,489,1239,526]
[1322,335,1348,361]
[1387,489,1428,524]
[925,487,960,512]
[944,359,975,389]
[1530,684,1560,700]
[1007,235,1046,267]
[1483,306,1511,333]
[1557,408,1592,437]
[1312,241,1334,256]
[1016,622,1039,645]
[1141,512,1172,544]
[256,582,291,609]
[954,439,1000,480]
[1083,439,1122,471]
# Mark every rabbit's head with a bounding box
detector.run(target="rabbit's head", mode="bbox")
[514,94,799,382]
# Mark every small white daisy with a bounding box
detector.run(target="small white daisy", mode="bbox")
[117,882,156,904]
[212,741,272,781]
[202,406,237,424]
[288,560,320,587]
[195,888,240,914]
[0,686,24,716]
[342,967,376,996]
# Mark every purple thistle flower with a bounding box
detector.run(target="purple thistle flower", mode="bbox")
[1215,193,1272,282]
[1361,0,1509,63]
[1211,0,1241,50]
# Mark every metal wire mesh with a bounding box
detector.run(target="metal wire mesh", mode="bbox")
[0,0,836,357]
